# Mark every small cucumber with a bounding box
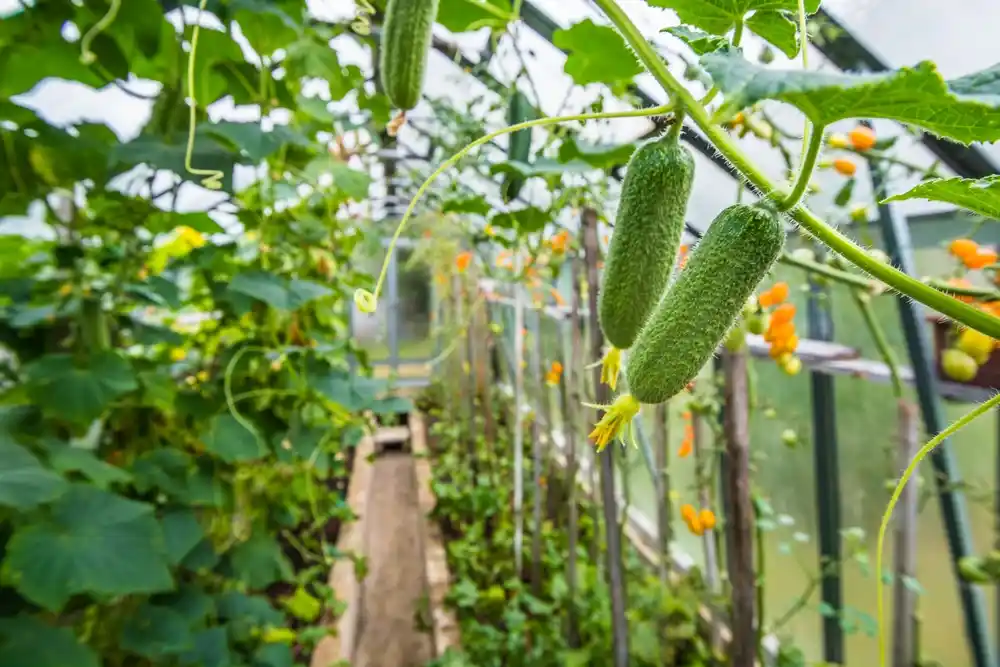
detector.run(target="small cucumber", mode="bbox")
[502,90,533,202]
[379,0,439,111]
[598,133,695,350]
[626,203,785,404]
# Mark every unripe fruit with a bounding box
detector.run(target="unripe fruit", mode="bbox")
[848,126,876,152]
[833,158,857,176]
[942,348,979,382]
[626,204,785,404]
[956,328,995,365]
[599,133,695,350]
[380,0,440,110]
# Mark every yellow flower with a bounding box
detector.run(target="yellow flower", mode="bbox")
[169,348,187,362]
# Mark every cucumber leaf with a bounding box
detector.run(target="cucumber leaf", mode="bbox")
[883,175,1000,220]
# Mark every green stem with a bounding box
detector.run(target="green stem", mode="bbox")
[354,103,673,313]
[589,0,1000,340]
[854,290,904,397]
[779,125,824,211]
[778,251,873,290]
[876,392,1000,667]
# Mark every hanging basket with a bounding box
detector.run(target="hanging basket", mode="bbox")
[929,315,1000,390]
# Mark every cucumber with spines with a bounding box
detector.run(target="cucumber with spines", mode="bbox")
[598,132,695,350]
[626,203,785,404]
[379,0,439,111]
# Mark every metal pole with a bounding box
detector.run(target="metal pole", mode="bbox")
[513,255,526,576]
[807,264,845,665]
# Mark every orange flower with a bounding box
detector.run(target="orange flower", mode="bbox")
[699,508,716,530]
[966,248,998,270]
[950,238,979,260]
[771,303,796,325]
[545,361,563,386]
[766,320,795,343]
[680,504,697,521]
[678,422,694,458]
[769,282,789,304]
[549,229,570,254]
[456,251,473,273]
[550,287,566,307]
[833,158,856,176]
[685,513,704,536]
[848,126,876,152]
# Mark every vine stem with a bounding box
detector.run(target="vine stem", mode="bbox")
[875,392,1000,667]
[779,125,824,211]
[589,0,1000,340]
[354,103,673,314]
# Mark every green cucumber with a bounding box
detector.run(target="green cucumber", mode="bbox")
[502,90,533,202]
[379,0,439,111]
[626,203,785,404]
[598,133,695,350]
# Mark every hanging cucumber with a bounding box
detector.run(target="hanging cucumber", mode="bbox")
[596,131,695,389]
[502,90,534,202]
[379,0,440,111]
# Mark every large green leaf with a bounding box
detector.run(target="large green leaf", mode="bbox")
[663,26,729,55]
[0,616,100,667]
[3,484,173,611]
[202,122,311,162]
[232,0,301,56]
[552,20,643,87]
[227,271,333,310]
[648,0,819,36]
[311,372,388,412]
[701,50,1000,145]
[225,528,293,589]
[883,175,1000,220]
[0,437,68,510]
[44,442,133,489]
[557,137,637,170]
[744,10,799,58]
[302,157,372,200]
[489,206,551,234]
[112,134,239,192]
[161,508,206,565]
[200,413,266,463]
[180,627,232,667]
[437,0,512,32]
[23,352,138,425]
[120,603,196,659]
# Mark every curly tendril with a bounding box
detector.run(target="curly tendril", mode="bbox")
[184,0,224,190]
[80,0,122,65]
[359,103,674,314]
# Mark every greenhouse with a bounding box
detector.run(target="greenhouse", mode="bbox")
[4,0,1000,666]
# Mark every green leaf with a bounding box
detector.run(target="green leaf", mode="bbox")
[226,528,293,589]
[147,211,225,235]
[216,591,284,626]
[280,586,322,622]
[254,643,294,667]
[371,396,414,416]
[120,603,195,659]
[23,352,137,425]
[233,0,300,55]
[663,25,730,55]
[702,51,1000,145]
[112,134,238,192]
[227,271,333,311]
[648,0,819,36]
[442,195,491,216]
[202,122,310,162]
[0,437,68,510]
[557,137,637,169]
[883,175,1000,220]
[0,616,100,667]
[489,206,551,234]
[200,414,266,463]
[3,484,173,611]
[161,508,206,565]
[285,38,363,100]
[490,157,595,179]
[180,627,232,667]
[302,157,372,200]
[437,0,512,32]
[834,177,855,207]
[744,10,799,58]
[44,443,132,489]
[552,20,643,87]
[311,372,388,412]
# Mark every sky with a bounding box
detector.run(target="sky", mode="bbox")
[2,0,999,239]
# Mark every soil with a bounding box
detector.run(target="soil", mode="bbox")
[353,452,434,667]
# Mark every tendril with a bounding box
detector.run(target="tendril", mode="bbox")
[184,0,224,191]
[80,0,122,65]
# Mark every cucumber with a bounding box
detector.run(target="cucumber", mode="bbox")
[379,0,439,111]
[502,90,533,202]
[626,203,785,404]
[598,133,695,350]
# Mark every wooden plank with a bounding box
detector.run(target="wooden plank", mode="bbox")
[310,434,376,667]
